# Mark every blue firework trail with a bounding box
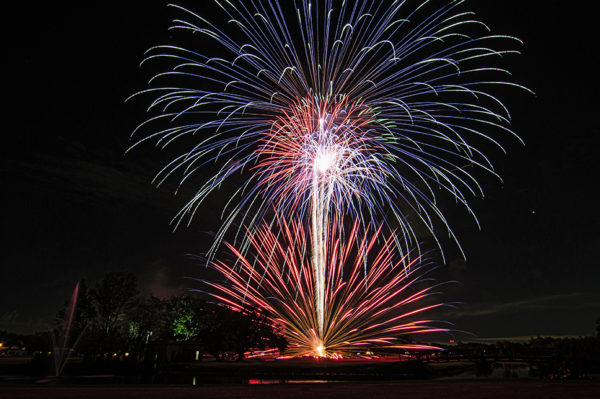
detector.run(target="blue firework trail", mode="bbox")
[130,0,531,261]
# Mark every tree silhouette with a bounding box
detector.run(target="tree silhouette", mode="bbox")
[90,272,139,354]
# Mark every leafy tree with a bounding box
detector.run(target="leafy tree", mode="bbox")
[197,303,230,361]
[164,298,289,361]
[269,324,289,355]
[124,295,167,357]
[91,272,139,336]
[166,296,203,341]
[226,305,286,361]
[88,272,139,355]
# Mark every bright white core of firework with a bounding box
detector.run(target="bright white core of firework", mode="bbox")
[314,151,337,174]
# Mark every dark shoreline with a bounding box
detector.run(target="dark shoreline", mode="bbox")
[0,358,525,385]
[2,381,600,399]
[3,356,598,385]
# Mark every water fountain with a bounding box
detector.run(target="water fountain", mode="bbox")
[50,282,86,377]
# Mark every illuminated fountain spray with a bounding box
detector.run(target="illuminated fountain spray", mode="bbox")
[50,282,86,377]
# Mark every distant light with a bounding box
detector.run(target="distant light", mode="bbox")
[449,339,455,343]
[531,210,536,214]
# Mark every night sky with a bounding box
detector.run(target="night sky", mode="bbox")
[2,1,599,341]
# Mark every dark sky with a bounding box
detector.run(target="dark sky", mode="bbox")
[2,1,599,340]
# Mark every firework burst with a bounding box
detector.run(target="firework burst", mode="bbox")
[255,94,394,334]
[131,0,530,261]
[201,215,448,358]
[131,0,529,356]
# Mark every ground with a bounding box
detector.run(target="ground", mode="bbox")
[1,381,600,399]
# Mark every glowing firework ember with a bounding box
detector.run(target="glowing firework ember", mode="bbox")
[131,0,530,261]
[201,216,447,358]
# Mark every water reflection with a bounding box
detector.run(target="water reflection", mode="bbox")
[156,361,540,385]
[247,379,331,384]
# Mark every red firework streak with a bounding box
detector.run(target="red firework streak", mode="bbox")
[203,214,447,358]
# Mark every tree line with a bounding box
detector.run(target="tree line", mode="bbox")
[2,272,287,364]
